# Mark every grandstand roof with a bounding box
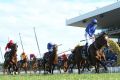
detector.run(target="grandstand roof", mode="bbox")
[66,1,120,29]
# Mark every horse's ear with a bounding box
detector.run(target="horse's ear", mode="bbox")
[105,35,109,40]
[101,32,108,36]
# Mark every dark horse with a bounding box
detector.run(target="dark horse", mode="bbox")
[3,43,18,75]
[29,57,38,74]
[64,53,75,73]
[17,57,29,74]
[43,45,61,74]
[65,33,108,74]
[88,32,108,73]
[64,46,84,74]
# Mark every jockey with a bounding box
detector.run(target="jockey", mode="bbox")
[4,40,14,59]
[85,18,97,45]
[47,42,54,54]
[21,52,28,63]
[61,53,67,62]
[83,19,97,58]
[5,40,14,52]
[30,53,36,60]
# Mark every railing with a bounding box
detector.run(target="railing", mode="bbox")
[106,28,120,35]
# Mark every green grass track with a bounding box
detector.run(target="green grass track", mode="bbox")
[0,73,119,80]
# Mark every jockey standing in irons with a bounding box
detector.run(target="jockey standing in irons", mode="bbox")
[85,18,97,44]
[84,18,97,53]
[85,19,105,64]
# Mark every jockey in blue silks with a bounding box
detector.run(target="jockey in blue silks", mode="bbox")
[85,18,97,44]
[84,18,97,56]
[47,42,54,54]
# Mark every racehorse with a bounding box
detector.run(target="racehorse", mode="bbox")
[37,58,44,74]
[3,43,18,75]
[30,57,38,74]
[57,54,68,72]
[64,46,85,74]
[88,32,109,73]
[43,44,61,74]
[64,53,75,73]
[17,57,28,74]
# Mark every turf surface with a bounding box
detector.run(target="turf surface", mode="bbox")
[0,73,119,80]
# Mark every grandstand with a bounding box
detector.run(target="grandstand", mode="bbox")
[66,1,120,42]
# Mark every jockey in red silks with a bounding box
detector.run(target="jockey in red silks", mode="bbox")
[62,53,67,62]
[5,40,14,52]
[4,40,14,59]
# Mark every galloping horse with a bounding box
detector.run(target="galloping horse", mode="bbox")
[65,46,83,74]
[58,54,68,72]
[17,55,28,74]
[88,32,108,73]
[3,43,18,75]
[43,44,61,74]
[64,53,75,73]
[30,56,38,74]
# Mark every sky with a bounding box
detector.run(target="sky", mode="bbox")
[0,0,117,62]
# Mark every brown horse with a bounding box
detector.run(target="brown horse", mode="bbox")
[17,57,28,74]
[65,45,89,74]
[88,32,108,73]
[3,43,18,75]
[43,44,60,74]
[72,45,83,74]
[30,57,38,74]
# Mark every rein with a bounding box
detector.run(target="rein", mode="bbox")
[93,42,99,50]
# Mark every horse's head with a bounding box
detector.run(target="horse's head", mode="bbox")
[95,32,109,48]
[53,44,58,53]
[11,43,18,51]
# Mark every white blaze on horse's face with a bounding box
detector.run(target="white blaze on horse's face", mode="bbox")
[105,35,109,47]
[105,35,108,40]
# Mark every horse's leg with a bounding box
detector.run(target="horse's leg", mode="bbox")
[64,60,70,72]
[43,63,46,74]
[43,60,47,74]
[76,62,80,74]
[29,63,32,74]
[8,64,12,75]
[86,60,90,71]
[49,63,52,73]
[94,65,97,73]
[12,62,18,75]
[94,62,100,73]
[99,60,108,71]
[33,63,37,74]
[17,67,20,75]
[81,60,85,72]
[51,64,55,74]
[24,63,27,74]
[58,64,61,74]
[69,63,75,73]
[24,67,27,74]
[3,63,6,75]
[3,68,5,75]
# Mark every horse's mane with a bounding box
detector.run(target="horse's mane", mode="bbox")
[94,32,108,49]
